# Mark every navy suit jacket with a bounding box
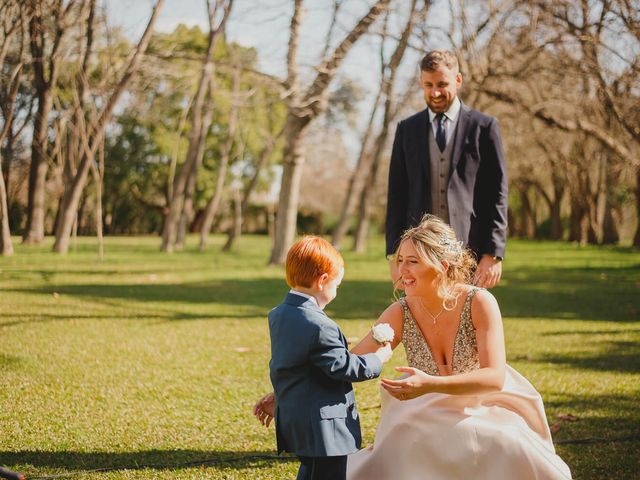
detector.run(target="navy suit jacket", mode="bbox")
[268,293,382,457]
[385,103,508,258]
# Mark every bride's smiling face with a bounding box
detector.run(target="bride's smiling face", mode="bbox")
[396,240,440,294]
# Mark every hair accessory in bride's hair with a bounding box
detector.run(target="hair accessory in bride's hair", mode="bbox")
[439,236,463,258]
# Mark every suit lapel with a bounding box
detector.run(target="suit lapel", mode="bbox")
[451,102,470,174]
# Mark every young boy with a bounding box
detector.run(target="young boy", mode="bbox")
[253,235,392,480]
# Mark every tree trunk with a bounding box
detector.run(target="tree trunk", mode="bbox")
[601,155,620,245]
[332,112,378,249]
[93,140,105,259]
[161,0,232,252]
[53,157,91,253]
[23,1,70,244]
[519,186,536,238]
[54,0,164,254]
[266,203,275,239]
[199,60,242,251]
[569,196,585,243]
[353,188,370,254]
[222,188,242,251]
[601,203,619,245]
[634,168,640,247]
[268,0,391,265]
[269,116,308,265]
[175,194,192,250]
[176,161,199,250]
[1,121,15,207]
[333,0,418,251]
[0,153,13,256]
[222,131,280,251]
[549,181,564,240]
[23,90,52,243]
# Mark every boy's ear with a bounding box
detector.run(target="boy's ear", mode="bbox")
[317,272,329,289]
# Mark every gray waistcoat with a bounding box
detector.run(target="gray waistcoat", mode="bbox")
[428,122,457,223]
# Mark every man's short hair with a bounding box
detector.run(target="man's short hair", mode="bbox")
[420,50,459,73]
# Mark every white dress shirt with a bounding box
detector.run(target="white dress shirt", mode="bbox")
[428,96,461,146]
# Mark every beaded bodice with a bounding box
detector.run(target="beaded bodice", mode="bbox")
[400,288,481,376]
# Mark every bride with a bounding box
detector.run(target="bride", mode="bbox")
[347,215,571,479]
[256,215,572,479]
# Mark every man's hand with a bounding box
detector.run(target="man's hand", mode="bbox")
[253,392,275,427]
[473,255,502,288]
[374,342,393,364]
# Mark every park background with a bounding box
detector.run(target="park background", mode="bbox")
[0,0,639,479]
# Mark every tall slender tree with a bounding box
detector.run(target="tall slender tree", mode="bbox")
[160,0,234,252]
[269,0,392,265]
[0,0,29,255]
[23,0,77,244]
[53,0,164,253]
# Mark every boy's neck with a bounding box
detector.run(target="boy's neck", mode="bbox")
[291,286,325,309]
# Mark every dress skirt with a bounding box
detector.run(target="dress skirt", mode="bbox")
[347,366,572,480]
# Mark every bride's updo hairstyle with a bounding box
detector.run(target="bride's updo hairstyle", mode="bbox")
[396,214,476,309]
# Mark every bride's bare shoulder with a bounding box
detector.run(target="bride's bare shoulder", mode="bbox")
[376,301,405,326]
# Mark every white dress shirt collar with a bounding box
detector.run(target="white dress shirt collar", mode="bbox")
[428,96,461,123]
[289,289,319,307]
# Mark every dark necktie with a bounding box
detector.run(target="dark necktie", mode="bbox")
[435,113,446,152]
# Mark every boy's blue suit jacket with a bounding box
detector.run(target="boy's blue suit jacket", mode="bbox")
[268,292,383,457]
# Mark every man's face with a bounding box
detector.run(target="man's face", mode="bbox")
[420,65,462,113]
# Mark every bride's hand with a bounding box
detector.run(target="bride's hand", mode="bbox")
[380,367,433,400]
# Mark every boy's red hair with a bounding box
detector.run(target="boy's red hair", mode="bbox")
[285,236,344,288]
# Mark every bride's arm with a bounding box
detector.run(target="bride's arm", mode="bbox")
[382,289,506,397]
[350,302,404,355]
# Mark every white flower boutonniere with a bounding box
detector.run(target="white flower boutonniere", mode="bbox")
[371,323,394,344]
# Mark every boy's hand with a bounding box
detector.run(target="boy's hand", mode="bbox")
[253,392,275,427]
[374,342,393,364]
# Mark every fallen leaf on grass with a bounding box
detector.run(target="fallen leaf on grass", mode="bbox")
[557,413,578,422]
[550,413,579,434]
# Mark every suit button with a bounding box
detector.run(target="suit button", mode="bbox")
[441,204,445,209]
[440,173,445,178]
[440,157,445,162]
[440,189,445,194]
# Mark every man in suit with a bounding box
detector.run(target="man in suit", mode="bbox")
[386,50,508,288]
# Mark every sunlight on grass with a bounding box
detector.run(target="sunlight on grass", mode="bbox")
[1,235,638,479]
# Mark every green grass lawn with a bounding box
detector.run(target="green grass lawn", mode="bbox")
[1,235,639,479]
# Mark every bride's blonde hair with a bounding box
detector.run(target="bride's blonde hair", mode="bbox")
[394,214,476,310]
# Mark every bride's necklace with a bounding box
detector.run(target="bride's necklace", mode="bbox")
[419,298,445,324]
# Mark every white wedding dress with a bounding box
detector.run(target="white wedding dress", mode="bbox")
[348,290,572,480]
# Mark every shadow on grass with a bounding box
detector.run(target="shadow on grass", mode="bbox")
[541,340,640,373]
[547,393,640,480]
[5,264,639,322]
[0,311,260,328]
[546,392,640,439]
[493,266,639,322]
[0,353,23,370]
[0,449,295,475]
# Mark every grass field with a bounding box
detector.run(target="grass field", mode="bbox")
[1,235,639,479]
